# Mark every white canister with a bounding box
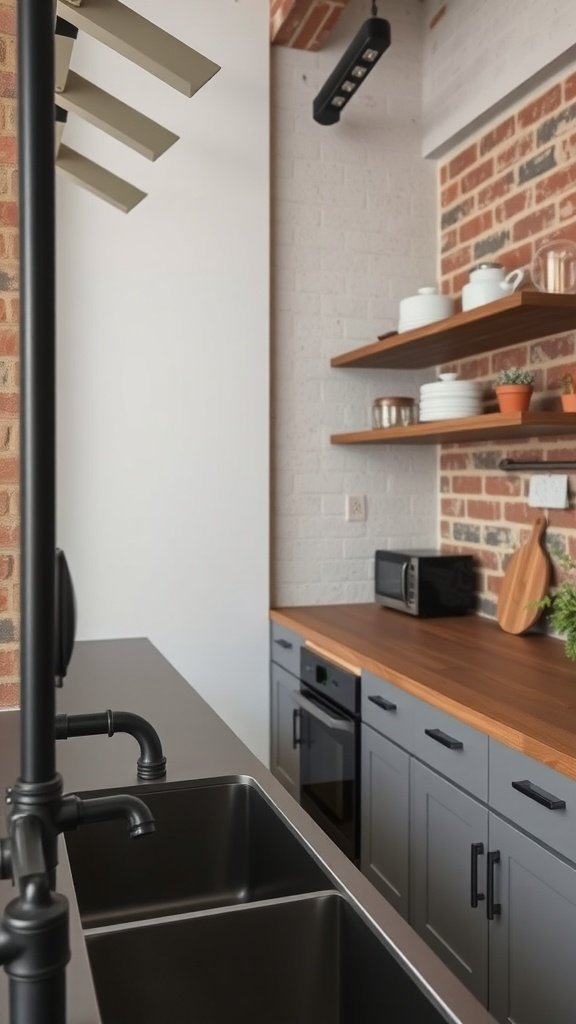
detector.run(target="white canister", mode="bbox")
[462,262,524,311]
[398,287,454,331]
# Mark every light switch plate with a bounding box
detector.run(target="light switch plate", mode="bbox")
[528,474,569,509]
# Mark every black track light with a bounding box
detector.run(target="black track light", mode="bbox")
[313,6,391,126]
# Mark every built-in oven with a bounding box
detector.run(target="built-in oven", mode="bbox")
[293,647,360,863]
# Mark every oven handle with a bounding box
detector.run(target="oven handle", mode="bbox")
[293,692,354,733]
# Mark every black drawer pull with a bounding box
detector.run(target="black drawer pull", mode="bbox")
[424,727,463,750]
[274,638,293,650]
[368,695,397,712]
[487,850,501,920]
[470,842,485,908]
[511,779,566,810]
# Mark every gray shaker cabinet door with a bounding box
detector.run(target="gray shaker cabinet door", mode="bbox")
[361,724,410,918]
[270,663,300,801]
[488,814,576,1024]
[411,761,489,1005]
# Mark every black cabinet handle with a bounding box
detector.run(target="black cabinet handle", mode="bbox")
[274,638,293,650]
[470,842,485,908]
[368,695,397,712]
[424,728,463,750]
[292,708,301,749]
[487,850,501,920]
[511,779,566,810]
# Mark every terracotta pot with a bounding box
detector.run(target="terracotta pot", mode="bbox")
[495,384,533,413]
[561,393,576,412]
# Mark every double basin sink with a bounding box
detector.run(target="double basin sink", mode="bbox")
[65,778,452,1023]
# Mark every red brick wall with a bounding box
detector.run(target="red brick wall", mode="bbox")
[270,0,351,50]
[438,71,576,618]
[0,0,19,707]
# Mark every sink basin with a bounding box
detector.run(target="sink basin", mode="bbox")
[86,892,451,1024]
[65,779,332,927]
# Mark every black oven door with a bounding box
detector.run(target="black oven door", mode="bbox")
[295,686,358,862]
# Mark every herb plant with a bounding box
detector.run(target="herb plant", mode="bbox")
[535,548,576,662]
[495,367,535,386]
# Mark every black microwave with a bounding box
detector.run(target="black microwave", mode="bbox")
[375,550,475,617]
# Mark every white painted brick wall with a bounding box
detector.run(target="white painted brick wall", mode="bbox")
[423,0,576,156]
[271,0,438,607]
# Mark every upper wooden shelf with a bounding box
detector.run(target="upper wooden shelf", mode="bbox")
[331,411,576,446]
[330,292,576,370]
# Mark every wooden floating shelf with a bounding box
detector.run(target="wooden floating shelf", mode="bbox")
[330,292,576,370]
[331,412,576,446]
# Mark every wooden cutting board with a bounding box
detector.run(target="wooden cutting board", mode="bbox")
[497,514,551,635]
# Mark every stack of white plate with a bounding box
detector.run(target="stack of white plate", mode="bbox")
[419,377,484,421]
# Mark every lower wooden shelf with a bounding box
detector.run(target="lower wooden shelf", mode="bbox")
[331,412,576,445]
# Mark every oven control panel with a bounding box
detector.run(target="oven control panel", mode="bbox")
[300,648,359,716]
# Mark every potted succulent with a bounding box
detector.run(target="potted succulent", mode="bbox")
[535,548,576,662]
[560,372,576,412]
[494,367,535,413]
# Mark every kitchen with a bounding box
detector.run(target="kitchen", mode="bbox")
[2,0,576,1021]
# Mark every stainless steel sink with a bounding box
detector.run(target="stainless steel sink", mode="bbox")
[65,779,332,927]
[85,892,451,1024]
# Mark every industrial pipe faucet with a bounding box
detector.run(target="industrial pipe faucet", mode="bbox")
[0,6,163,1023]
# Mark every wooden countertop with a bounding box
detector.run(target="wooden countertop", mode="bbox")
[271,604,576,780]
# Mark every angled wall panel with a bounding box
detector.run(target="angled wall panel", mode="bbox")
[56,144,146,211]
[57,0,221,96]
[57,72,179,160]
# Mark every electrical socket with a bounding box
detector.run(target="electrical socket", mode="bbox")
[345,495,366,522]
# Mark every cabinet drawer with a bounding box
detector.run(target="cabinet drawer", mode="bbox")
[270,622,301,678]
[489,741,576,863]
[361,671,416,753]
[413,702,488,801]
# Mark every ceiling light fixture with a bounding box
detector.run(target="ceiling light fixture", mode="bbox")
[313,2,391,126]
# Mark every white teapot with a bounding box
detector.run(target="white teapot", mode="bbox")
[462,262,524,311]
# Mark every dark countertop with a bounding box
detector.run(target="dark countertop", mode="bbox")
[0,638,495,1024]
[272,604,576,778]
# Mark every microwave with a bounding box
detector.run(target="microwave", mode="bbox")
[375,550,475,617]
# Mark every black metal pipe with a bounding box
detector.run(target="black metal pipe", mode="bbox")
[57,793,156,839]
[55,709,167,779]
[8,977,66,1024]
[499,458,576,472]
[17,0,57,782]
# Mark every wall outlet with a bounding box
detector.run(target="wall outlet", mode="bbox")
[345,495,366,522]
[528,474,569,509]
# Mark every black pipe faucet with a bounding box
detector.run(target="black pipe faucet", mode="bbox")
[55,710,167,781]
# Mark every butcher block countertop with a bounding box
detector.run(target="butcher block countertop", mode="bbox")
[270,604,576,781]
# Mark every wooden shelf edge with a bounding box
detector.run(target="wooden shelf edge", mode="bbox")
[331,291,576,370]
[331,412,576,446]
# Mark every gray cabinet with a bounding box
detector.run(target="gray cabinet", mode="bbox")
[270,663,300,800]
[411,761,489,1004]
[361,723,410,917]
[488,814,576,1024]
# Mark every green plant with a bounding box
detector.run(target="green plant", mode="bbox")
[495,367,535,387]
[535,548,576,661]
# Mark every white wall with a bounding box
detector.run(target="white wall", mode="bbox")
[271,0,438,607]
[423,0,576,156]
[56,1,270,762]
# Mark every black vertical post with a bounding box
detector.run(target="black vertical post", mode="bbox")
[17,0,56,783]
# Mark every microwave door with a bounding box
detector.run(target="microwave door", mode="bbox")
[377,556,410,610]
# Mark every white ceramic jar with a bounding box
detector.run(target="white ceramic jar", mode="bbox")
[461,262,524,311]
[398,287,454,332]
